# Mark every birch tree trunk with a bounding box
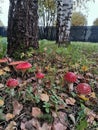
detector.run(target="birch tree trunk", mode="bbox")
[56,0,73,46]
[7,0,39,58]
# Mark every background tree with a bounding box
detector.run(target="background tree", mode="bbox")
[56,0,94,46]
[93,18,98,26]
[0,20,4,26]
[71,12,87,26]
[38,0,56,26]
[56,0,73,46]
[7,0,39,58]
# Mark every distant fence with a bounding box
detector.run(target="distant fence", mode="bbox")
[0,26,98,42]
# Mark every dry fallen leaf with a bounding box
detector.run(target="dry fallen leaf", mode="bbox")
[52,118,67,130]
[39,123,52,130]
[58,111,68,126]
[5,121,17,130]
[25,119,52,130]
[5,113,15,121]
[0,83,4,88]
[0,69,6,75]
[87,111,96,123]
[32,107,42,118]
[25,119,38,130]
[0,99,4,106]
[40,93,49,102]
[20,122,26,130]
[65,97,76,105]
[3,67,11,72]
[13,100,23,115]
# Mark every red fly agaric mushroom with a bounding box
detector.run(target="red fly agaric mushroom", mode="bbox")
[36,72,45,79]
[36,72,45,84]
[9,61,25,71]
[6,78,19,88]
[64,72,77,91]
[9,61,25,66]
[76,83,91,95]
[0,58,8,63]
[15,62,32,76]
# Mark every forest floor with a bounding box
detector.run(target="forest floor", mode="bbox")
[0,40,98,130]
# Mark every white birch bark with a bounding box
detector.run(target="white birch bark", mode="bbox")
[56,0,73,46]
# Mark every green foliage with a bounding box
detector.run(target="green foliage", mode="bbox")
[39,114,53,123]
[0,37,7,58]
[71,12,87,26]
[0,109,5,120]
[76,119,88,130]
[76,104,88,130]
[93,18,98,26]
[43,102,51,113]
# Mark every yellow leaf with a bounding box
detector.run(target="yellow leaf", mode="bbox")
[45,65,50,71]
[5,113,15,121]
[0,99,4,106]
[78,94,89,101]
[40,93,49,102]
[81,65,88,72]
[90,92,96,98]
[3,67,11,72]
[0,69,6,75]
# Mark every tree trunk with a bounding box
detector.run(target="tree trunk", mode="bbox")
[7,0,38,58]
[56,0,73,46]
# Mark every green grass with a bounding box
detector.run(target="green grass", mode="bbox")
[0,37,7,58]
[38,40,98,64]
[0,38,98,74]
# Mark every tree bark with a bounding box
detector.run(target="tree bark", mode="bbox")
[56,0,73,46]
[7,0,38,58]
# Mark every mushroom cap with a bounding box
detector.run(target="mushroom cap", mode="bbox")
[76,83,91,95]
[15,62,32,70]
[6,78,19,88]
[9,61,25,66]
[64,72,77,83]
[0,58,8,63]
[36,72,45,79]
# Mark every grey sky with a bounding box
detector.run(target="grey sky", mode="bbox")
[0,0,98,26]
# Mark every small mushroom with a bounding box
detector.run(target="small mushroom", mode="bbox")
[36,72,45,85]
[9,61,25,66]
[76,83,92,101]
[15,62,32,77]
[0,58,8,66]
[9,61,25,72]
[64,72,77,91]
[0,58,8,63]
[36,72,45,79]
[76,83,91,95]
[6,78,19,96]
[6,78,19,88]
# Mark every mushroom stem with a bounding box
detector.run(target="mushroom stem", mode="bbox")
[68,83,74,92]
[21,70,26,77]
[10,89,15,96]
